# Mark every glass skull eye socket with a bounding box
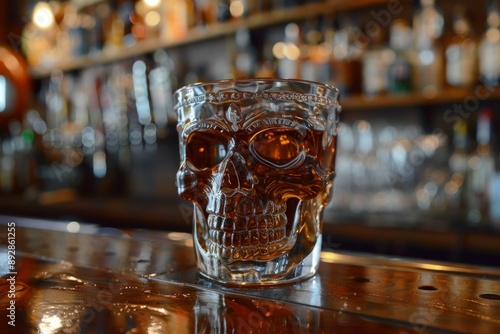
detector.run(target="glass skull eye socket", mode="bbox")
[250,127,305,168]
[185,126,306,170]
[185,131,229,170]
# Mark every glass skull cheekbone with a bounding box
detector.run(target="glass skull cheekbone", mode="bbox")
[175,79,341,285]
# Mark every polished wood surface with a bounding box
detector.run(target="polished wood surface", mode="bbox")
[1,216,499,333]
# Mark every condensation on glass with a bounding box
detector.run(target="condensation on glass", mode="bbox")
[174,79,341,285]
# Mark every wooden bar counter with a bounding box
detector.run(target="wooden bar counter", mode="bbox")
[1,215,499,333]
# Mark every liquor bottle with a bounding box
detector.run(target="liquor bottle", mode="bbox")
[387,19,413,94]
[479,0,500,86]
[119,1,136,46]
[255,41,276,78]
[412,0,444,94]
[229,0,255,18]
[362,21,392,96]
[350,120,375,213]
[161,0,195,41]
[215,0,231,22]
[84,3,107,55]
[275,23,300,79]
[149,49,175,128]
[61,3,88,57]
[103,11,125,51]
[448,119,468,212]
[331,15,364,95]
[466,109,496,227]
[21,1,58,65]
[45,71,68,130]
[300,18,331,83]
[445,5,477,88]
[135,0,161,39]
[232,28,257,79]
[323,17,344,94]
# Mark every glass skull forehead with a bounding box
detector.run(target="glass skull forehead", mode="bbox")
[177,99,338,265]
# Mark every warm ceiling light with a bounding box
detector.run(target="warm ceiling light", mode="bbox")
[32,2,55,29]
[143,0,161,8]
[230,0,244,18]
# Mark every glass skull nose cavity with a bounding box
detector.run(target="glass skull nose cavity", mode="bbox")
[174,79,341,285]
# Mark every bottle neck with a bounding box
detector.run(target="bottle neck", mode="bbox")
[453,120,467,150]
[421,0,435,7]
[477,111,492,145]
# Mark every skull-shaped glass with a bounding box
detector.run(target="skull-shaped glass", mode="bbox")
[174,79,341,285]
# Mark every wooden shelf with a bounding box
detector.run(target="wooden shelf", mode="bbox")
[341,87,500,110]
[28,0,389,78]
[28,0,500,111]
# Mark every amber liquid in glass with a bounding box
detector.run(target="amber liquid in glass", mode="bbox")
[181,125,336,272]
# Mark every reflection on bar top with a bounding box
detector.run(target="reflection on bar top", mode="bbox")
[0,215,499,333]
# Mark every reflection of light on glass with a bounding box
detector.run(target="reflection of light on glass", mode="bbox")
[333,44,348,59]
[133,60,152,125]
[285,23,299,40]
[486,27,500,42]
[317,43,332,59]
[39,314,62,333]
[167,232,191,241]
[391,143,407,166]
[145,11,161,27]
[230,0,244,18]
[4,54,19,72]
[82,126,95,155]
[132,25,147,40]
[272,42,286,59]
[66,221,80,233]
[444,180,459,196]
[419,49,435,66]
[419,135,440,156]
[129,124,143,145]
[93,151,107,178]
[487,10,500,28]
[273,23,301,61]
[144,122,157,144]
[0,75,5,113]
[416,187,431,210]
[143,0,161,8]
[284,43,300,60]
[33,119,47,134]
[320,251,341,263]
[468,155,482,170]
[32,2,55,29]
[356,120,373,155]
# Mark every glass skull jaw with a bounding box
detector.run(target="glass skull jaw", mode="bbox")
[176,101,338,283]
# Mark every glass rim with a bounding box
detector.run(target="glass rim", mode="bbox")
[174,77,339,93]
[174,78,341,111]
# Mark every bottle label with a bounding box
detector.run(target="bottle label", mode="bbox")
[362,49,391,95]
[480,41,500,79]
[446,43,476,87]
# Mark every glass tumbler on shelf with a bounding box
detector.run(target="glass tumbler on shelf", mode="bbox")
[174,79,341,285]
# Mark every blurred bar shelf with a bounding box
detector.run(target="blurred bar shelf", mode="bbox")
[341,87,500,110]
[27,0,500,111]
[27,0,389,78]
